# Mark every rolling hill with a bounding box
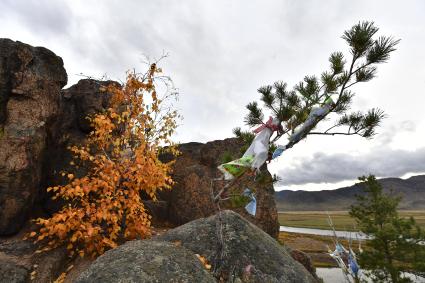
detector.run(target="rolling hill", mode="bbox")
[275,175,425,211]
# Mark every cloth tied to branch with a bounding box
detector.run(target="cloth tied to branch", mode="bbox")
[218,117,281,180]
[272,145,287,160]
[348,252,359,276]
[289,98,333,144]
[270,98,335,161]
[253,116,281,134]
[328,241,361,280]
[242,188,257,216]
[217,155,254,180]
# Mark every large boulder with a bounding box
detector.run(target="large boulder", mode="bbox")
[0,237,69,283]
[161,138,279,238]
[77,211,315,283]
[76,240,216,283]
[0,39,67,235]
[157,210,317,282]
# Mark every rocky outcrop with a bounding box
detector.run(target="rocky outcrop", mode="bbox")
[157,210,317,282]
[0,39,117,234]
[76,240,216,283]
[0,39,309,282]
[161,139,280,238]
[41,79,115,213]
[0,39,67,235]
[0,38,279,238]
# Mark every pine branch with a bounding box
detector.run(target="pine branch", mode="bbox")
[238,21,396,155]
[337,51,357,104]
[333,90,353,113]
[329,52,345,74]
[233,127,255,144]
[367,36,400,64]
[355,66,377,82]
[345,80,360,89]
[342,21,378,56]
[244,102,264,127]
[274,81,288,100]
[258,85,278,114]
[308,131,362,136]
[324,124,340,133]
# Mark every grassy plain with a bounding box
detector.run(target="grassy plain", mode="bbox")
[278,210,425,231]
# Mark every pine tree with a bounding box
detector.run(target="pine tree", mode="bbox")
[235,21,399,151]
[349,175,425,283]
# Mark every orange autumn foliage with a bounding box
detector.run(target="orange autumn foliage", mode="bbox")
[27,64,180,257]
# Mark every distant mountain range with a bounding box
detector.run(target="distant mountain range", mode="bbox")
[275,175,425,211]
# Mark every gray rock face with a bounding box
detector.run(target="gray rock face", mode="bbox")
[0,260,29,283]
[0,39,67,235]
[76,240,216,283]
[157,210,317,283]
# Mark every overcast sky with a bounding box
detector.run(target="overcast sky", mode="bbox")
[1,0,424,191]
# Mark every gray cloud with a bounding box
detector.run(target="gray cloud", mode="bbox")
[377,120,417,145]
[0,0,72,36]
[278,147,425,186]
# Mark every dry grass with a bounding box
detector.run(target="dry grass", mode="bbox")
[279,210,425,231]
[278,232,361,253]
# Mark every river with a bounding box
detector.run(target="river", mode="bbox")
[280,226,370,240]
[316,268,425,283]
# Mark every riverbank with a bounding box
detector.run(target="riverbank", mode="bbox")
[278,231,362,267]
